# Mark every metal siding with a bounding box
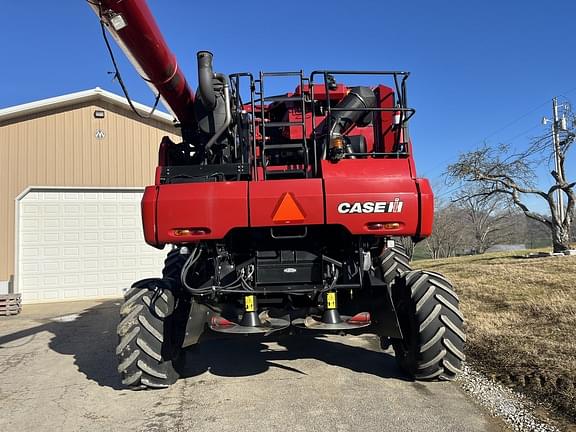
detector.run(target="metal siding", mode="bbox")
[0,102,180,282]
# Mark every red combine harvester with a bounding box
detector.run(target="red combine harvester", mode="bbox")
[89,0,465,389]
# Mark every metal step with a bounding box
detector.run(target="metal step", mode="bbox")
[263,143,305,150]
[262,121,304,128]
[260,95,304,103]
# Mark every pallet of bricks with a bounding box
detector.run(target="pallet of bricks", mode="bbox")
[0,294,22,316]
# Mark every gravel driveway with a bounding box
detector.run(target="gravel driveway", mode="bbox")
[0,300,504,432]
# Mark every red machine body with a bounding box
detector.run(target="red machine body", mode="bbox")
[141,79,434,247]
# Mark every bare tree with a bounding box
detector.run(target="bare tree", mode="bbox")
[425,202,468,259]
[397,236,415,259]
[454,187,516,254]
[447,117,575,252]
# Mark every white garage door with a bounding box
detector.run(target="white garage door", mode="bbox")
[16,189,166,303]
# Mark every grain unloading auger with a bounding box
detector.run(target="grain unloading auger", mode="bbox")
[88,0,465,389]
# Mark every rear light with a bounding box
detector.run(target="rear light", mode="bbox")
[383,222,400,229]
[366,222,401,231]
[330,135,344,150]
[329,134,346,161]
[172,228,211,236]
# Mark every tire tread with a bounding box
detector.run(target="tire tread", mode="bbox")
[392,270,466,381]
[379,244,412,288]
[116,278,180,390]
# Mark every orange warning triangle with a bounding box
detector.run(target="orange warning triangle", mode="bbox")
[272,193,305,223]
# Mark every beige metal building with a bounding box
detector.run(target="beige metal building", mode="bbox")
[0,88,180,302]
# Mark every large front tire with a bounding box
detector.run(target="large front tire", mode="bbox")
[392,270,466,381]
[116,279,184,389]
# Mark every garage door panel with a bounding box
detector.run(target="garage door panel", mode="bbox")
[85,288,99,297]
[43,219,60,229]
[43,262,59,272]
[62,232,81,242]
[17,189,166,303]
[64,289,81,298]
[83,274,99,284]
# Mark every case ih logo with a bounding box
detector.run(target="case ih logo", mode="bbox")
[337,198,404,214]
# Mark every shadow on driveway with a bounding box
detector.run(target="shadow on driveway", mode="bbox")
[0,300,408,389]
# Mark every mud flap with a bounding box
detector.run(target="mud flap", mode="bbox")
[182,300,211,348]
[367,274,403,339]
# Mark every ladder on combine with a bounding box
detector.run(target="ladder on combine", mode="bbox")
[255,71,310,179]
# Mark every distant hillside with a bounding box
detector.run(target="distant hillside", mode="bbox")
[412,213,560,260]
[417,250,576,423]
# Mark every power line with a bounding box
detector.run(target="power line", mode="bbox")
[423,103,547,177]
[435,185,464,200]
[420,87,576,179]
[480,100,549,142]
[497,124,541,145]
[434,99,576,201]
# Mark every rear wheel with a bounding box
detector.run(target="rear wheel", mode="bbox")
[392,270,465,381]
[116,277,188,389]
[162,247,187,281]
[379,243,411,287]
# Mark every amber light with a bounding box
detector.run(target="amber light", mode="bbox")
[366,222,401,230]
[330,135,344,150]
[172,228,210,236]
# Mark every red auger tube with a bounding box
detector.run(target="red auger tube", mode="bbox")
[88,0,196,125]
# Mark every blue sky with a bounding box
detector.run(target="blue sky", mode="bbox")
[1,1,575,212]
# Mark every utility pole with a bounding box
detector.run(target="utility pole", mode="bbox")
[544,97,566,223]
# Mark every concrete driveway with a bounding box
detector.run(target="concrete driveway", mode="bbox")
[0,300,504,432]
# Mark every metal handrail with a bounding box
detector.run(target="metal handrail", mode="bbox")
[310,70,414,162]
[229,73,257,180]
[229,69,416,179]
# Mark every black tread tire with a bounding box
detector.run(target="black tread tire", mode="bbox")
[392,270,466,381]
[162,247,187,281]
[117,279,182,389]
[379,243,412,287]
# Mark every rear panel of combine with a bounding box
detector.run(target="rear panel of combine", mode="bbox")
[142,72,433,247]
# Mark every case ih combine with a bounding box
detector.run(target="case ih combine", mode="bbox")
[88,0,465,389]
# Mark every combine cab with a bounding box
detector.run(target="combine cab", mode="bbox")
[89,0,465,389]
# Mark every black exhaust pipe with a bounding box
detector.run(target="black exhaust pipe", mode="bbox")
[197,51,217,110]
[195,51,231,154]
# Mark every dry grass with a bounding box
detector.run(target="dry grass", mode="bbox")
[417,251,576,422]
